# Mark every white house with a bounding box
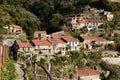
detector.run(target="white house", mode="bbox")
[104,11,114,21]
[61,34,80,51]
[9,25,23,34]
[48,38,67,55]
[70,19,104,31]
[84,20,105,31]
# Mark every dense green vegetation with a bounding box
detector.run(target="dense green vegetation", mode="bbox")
[1,0,120,79]
[36,51,102,79]
[0,0,120,39]
[1,58,16,80]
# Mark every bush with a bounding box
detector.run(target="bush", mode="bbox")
[1,58,16,80]
[26,68,34,80]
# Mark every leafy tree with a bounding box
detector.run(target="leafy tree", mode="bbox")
[49,13,63,32]
[30,1,54,21]
[0,8,12,27]
[97,0,113,11]
[115,43,120,51]
[104,23,110,31]
[0,5,41,40]
[107,44,115,51]
[55,2,76,15]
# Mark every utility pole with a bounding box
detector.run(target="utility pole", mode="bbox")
[34,62,37,80]
[48,55,51,72]
[76,65,78,80]
[30,53,33,70]
[47,55,51,80]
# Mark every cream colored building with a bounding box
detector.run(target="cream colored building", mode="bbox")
[9,25,23,34]
[48,38,67,55]
[34,31,47,40]
[73,68,101,80]
[32,40,53,54]
[17,42,34,55]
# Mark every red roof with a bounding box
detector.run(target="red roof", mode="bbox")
[51,34,61,39]
[61,35,77,42]
[32,40,51,46]
[75,68,99,77]
[13,25,22,29]
[48,38,66,44]
[81,36,108,43]
[18,42,32,48]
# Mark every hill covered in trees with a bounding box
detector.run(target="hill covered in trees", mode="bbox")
[0,0,120,39]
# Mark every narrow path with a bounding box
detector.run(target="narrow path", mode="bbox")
[15,62,27,80]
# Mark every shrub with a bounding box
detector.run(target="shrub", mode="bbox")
[1,58,16,80]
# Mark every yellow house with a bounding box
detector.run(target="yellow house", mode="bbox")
[17,42,34,55]
[32,40,53,54]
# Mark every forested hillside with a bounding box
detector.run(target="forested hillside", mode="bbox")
[0,0,120,39]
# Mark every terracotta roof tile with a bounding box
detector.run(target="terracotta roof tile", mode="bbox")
[51,34,61,39]
[32,40,51,46]
[18,42,32,48]
[81,36,108,43]
[12,25,22,29]
[61,35,77,42]
[48,38,66,44]
[75,68,99,77]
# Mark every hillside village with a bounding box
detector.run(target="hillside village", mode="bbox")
[0,0,120,80]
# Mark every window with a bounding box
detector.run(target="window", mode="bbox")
[28,48,30,52]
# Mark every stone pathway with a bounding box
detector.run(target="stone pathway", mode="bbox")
[15,62,27,80]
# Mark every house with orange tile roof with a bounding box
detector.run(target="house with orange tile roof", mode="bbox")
[65,13,105,31]
[84,19,105,31]
[17,42,34,55]
[80,36,114,49]
[70,19,105,31]
[61,34,80,51]
[48,38,67,55]
[9,25,23,34]
[32,40,53,54]
[34,31,47,40]
[73,68,101,80]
